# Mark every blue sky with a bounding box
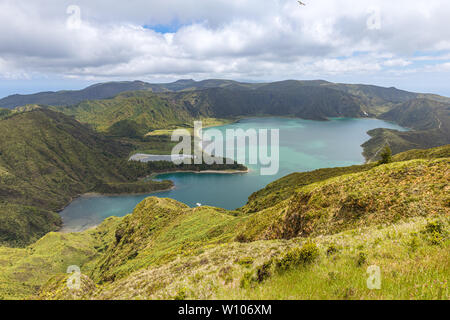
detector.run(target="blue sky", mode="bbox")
[1,0,450,98]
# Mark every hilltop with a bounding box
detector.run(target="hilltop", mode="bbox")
[0,145,447,299]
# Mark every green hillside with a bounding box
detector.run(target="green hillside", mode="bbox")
[0,145,447,300]
[0,108,246,247]
[363,99,450,160]
[0,109,176,246]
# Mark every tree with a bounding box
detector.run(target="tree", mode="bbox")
[379,145,392,164]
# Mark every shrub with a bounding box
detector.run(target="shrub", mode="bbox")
[379,146,392,165]
[424,220,445,235]
[407,234,420,252]
[326,243,339,256]
[256,260,273,283]
[239,271,256,289]
[276,242,319,272]
[423,220,447,245]
[235,234,249,243]
[356,251,367,267]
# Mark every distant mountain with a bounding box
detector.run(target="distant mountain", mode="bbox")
[0,81,157,109]
[0,79,250,109]
[380,98,450,131]
[2,78,448,110]
[51,86,366,134]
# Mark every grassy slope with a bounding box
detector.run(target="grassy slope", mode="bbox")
[0,146,442,300]
[242,145,450,216]
[0,217,120,299]
[52,91,210,133]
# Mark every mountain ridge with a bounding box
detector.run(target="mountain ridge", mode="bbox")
[2,79,449,110]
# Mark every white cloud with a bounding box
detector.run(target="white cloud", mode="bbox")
[383,59,412,67]
[0,0,449,93]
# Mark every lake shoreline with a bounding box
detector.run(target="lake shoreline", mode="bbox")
[57,167,249,231]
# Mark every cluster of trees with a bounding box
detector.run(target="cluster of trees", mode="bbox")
[118,159,247,181]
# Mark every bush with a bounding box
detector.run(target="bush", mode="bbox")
[276,242,319,272]
[235,234,249,243]
[239,271,256,289]
[379,146,392,165]
[424,220,445,235]
[356,251,367,267]
[256,261,273,283]
[326,243,339,256]
[423,220,447,245]
[407,234,420,252]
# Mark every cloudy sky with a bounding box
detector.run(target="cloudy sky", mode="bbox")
[1,0,450,97]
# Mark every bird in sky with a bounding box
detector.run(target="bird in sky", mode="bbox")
[298,1,306,5]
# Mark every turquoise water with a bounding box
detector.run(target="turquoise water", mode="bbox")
[60,117,406,231]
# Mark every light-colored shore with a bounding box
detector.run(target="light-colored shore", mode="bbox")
[149,168,250,178]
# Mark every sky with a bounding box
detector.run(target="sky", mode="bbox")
[1,0,450,98]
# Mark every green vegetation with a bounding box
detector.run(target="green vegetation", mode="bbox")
[0,145,447,300]
[1,78,449,300]
[0,109,243,247]
[0,108,12,119]
[363,98,450,161]
[0,108,131,246]
[0,217,120,299]
[379,146,392,164]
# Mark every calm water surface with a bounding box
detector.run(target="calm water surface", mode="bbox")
[60,117,406,231]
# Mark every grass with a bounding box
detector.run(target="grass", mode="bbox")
[47,216,447,300]
[91,198,246,283]
[238,158,449,241]
[218,219,449,300]
[0,217,120,299]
